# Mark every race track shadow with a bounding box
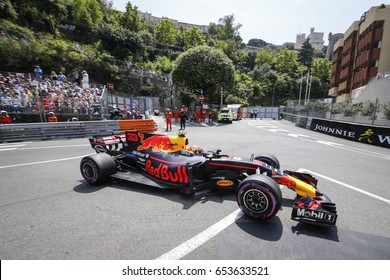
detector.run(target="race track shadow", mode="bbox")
[291,223,339,242]
[73,180,106,193]
[73,178,236,210]
[235,215,283,241]
[180,191,236,210]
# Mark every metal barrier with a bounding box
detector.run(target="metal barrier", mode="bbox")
[0,119,157,143]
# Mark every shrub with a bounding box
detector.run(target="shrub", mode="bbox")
[381,102,390,120]
[343,102,360,117]
[360,100,379,116]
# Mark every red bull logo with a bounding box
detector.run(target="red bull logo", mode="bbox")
[145,159,188,183]
[137,135,175,152]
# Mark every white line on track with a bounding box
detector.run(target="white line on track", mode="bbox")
[298,168,390,204]
[0,144,26,148]
[18,144,90,150]
[0,148,17,152]
[156,209,244,260]
[0,143,27,152]
[0,154,94,169]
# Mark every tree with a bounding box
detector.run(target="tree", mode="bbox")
[155,19,177,47]
[10,0,40,28]
[247,38,267,48]
[71,0,103,32]
[236,49,257,71]
[153,55,174,75]
[312,58,331,82]
[216,14,242,42]
[119,2,145,32]
[180,26,206,50]
[298,39,314,68]
[98,24,143,60]
[273,49,299,74]
[312,58,332,98]
[0,0,17,20]
[255,49,274,67]
[172,46,235,102]
[211,14,243,62]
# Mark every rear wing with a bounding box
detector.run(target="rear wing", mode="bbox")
[88,133,126,152]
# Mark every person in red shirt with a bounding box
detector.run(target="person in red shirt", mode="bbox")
[202,108,206,122]
[165,108,173,131]
[173,107,179,123]
[47,112,58,122]
[195,106,200,123]
[0,110,12,124]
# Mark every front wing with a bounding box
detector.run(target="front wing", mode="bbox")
[291,199,337,226]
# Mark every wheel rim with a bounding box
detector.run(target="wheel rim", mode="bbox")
[243,188,269,214]
[82,163,95,180]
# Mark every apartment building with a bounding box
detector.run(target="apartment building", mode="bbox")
[326,32,344,60]
[329,4,390,102]
[140,12,209,33]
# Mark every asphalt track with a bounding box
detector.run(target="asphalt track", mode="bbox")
[0,117,389,260]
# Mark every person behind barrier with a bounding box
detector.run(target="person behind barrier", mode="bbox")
[125,107,132,120]
[110,108,124,120]
[47,111,58,122]
[34,66,42,80]
[1,110,12,124]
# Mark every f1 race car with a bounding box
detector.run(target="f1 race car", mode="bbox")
[80,131,337,226]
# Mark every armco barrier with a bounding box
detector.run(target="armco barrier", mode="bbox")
[0,119,157,143]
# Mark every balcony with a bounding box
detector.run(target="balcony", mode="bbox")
[374,28,383,41]
[372,48,381,60]
[328,87,338,96]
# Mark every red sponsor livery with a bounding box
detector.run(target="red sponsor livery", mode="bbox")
[145,159,188,183]
[137,135,174,152]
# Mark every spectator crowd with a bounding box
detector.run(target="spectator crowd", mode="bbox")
[0,67,104,121]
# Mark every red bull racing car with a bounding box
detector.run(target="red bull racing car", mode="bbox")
[80,131,337,226]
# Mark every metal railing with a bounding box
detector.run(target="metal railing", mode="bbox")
[0,119,157,143]
[286,98,390,127]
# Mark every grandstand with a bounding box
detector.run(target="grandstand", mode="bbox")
[0,71,107,123]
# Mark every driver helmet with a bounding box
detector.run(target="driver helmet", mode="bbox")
[49,112,54,116]
[189,145,203,156]
[1,110,7,115]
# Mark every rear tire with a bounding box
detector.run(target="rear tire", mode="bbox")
[237,174,282,220]
[80,153,117,185]
[254,153,280,169]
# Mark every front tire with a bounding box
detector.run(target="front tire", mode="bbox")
[80,153,117,185]
[254,153,280,169]
[236,174,282,220]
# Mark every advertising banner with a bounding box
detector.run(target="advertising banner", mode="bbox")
[310,118,390,148]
